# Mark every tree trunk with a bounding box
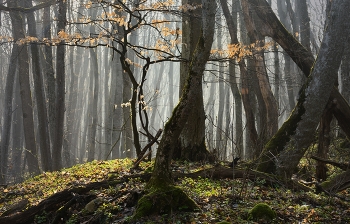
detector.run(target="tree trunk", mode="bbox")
[25,0,52,172]
[42,4,56,155]
[52,0,67,170]
[246,0,350,174]
[87,47,99,162]
[241,0,278,139]
[110,55,123,159]
[277,1,299,112]
[87,7,99,162]
[297,0,311,52]
[134,0,216,217]
[11,75,24,183]
[122,74,133,158]
[9,4,40,175]
[229,0,243,157]
[176,0,210,161]
[220,0,259,152]
[0,42,18,183]
[316,99,334,181]
[341,42,350,103]
[215,11,225,158]
[252,0,350,177]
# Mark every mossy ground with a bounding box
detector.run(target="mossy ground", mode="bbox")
[133,184,198,219]
[1,159,350,223]
[248,202,276,222]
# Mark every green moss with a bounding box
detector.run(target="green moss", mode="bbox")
[248,203,276,222]
[133,184,199,219]
[257,85,307,174]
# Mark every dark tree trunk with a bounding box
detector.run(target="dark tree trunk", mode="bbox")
[134,0,216,218]
[52,0,67,170]
[316,100,334,181]
[0,42,18,183]
[175,0,211,161]
[25,0,52,172]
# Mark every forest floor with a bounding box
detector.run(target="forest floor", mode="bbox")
[1,158,350,223]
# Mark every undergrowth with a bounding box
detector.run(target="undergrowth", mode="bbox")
[1,159,350,223]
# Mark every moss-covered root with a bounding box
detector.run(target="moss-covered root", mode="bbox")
[248,203,276,222]
[133,184,199,219]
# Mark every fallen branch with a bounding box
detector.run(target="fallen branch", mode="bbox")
[133,129,162,168]
[0,164,316,223]
[311,155,350,171]
[0,175,142,223]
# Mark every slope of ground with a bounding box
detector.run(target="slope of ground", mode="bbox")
[1,159,350,223]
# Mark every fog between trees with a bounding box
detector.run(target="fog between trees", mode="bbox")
[0,0,349,185]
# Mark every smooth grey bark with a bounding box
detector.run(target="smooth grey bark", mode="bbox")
[87,7,99,162]
[63,0,79,167]
[87,47,99,162]
[42,4,56,152]
[230,0,243,157]
[25,0,52,172]
[277,0,296,111]
[101,48,109,160]
[273,43,280,108]
[215,9,225,156]
[204,68,216,151]
[276,0,350,177]
[168,62,175,112]
[71,0,89,163]
[297,0,311,52]
[79,89,90,162]
[11,74,24,183]
[52,0,67,170]
[9,2,40,174]
[220,0,259,152]
[107,2,125,159]
[0,41,18,184]
[63,48,75,167]
[110,55,123,159]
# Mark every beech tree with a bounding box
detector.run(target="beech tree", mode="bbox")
[246,0,350,178]
[134,0,216,217]
[175,0,213,161]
